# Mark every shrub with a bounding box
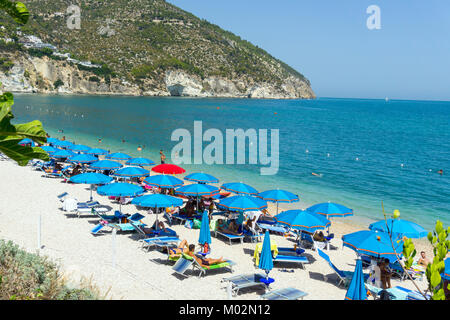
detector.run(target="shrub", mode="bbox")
[53,79,64,89]
[0,240,99,300]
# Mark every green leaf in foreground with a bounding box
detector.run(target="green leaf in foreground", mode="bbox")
[0,0,29,24]
[0,92,49,165]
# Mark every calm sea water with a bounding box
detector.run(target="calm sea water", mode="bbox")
[11,94,450,230]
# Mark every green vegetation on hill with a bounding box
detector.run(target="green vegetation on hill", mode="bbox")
[0,0,311,88]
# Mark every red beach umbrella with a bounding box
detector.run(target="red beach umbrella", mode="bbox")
[151,164,186,174]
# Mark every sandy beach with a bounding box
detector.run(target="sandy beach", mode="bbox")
[0,158,433,300]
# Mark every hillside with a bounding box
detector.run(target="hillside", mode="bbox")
[0,0,315,99]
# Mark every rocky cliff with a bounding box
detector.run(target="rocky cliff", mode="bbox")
[0,0,316,99]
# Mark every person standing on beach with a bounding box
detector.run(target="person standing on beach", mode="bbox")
[160,150,166,164]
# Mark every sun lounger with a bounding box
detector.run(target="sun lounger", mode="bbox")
[40,165,72,179]
[261,287,308,300]
[129,221,177,239]
[140,236,180,252]
[221,273,268,297]
[257,222,289,235]
[300,232,328,251]
[172,253,235,278]
[215,231,244,245]
[317,249,369,287]
[57,192,69,202]
[365,284,429,300]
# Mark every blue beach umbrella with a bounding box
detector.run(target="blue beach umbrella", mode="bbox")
[306,202,353,219]
[46,137,59,145]
[259,231,274,280]
[106,152,132,160]
[184,172,219,184]
[345,259,367,300]
[369,219,428,239]
[131,193,183,230]
[69,144,91,153]
[144,175,184,188]
[69,154,98,164]
[126,157,155,166]
[198,210,211,245]
[274,209,331,233]
[441,258,450,281]
[176,183,220,214]
[258,189,299,215]
[217,195,267,213]
[87,148,109,156]
[98,182,144,212]
[90,160,123,171]
[53,140,74,149]
[52,149,76,159]
[175,183,220,197]
[70,172,113,201]
[221,182,258,195]
[40,145,57,154]
[18,138,35,147]
[342,230,404,263]
[113,166,150,178]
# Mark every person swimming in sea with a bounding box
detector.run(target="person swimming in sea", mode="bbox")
[137,145,142,152]
[438,169,443,175]
[98,138,102,143]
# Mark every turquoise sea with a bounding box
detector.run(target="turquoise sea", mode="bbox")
[11,94,450,231]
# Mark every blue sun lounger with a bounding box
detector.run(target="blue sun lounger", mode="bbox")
[140,236,180,252]
[317,249,369,287]
[221,273,268,297]
[261,287,308,300]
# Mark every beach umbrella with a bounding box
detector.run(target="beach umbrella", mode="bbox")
[106,152,132,160]
[259,231,274,281]
[274,209,331,233]
[369,219,428,239]
[126,157,155,167]
[69,144,91,153]
[221,182,258,195]
[40,145,57,154]
[258,189,299,215]
[46,137,59,145]
[90,160,123,171]
[51,149,76,159]
[144,175,184,188]
[198,210,211,245]
[341,230,404,263]
[87,148,109,156]
[69,172,113,200]
[152,163,186,174]
[345,259,367,300]
[53,140,74,149]
[217,194,267,213]
[176,183,220,214]
[112,166,150,178]
[69,154,98,164]
[184,172,219,184]
[306,202,353,219]
[131,194,183,230]
[441,258,450,281]
[18,138,35,147]
[98,182,144,212]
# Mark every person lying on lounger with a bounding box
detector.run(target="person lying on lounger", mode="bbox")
[217,219,243,235]
[313,231,327,242]
[141,221,167,235]
[187,244,226,269]
[168,239,191,258]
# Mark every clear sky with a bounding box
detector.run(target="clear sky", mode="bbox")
[167,0,450,101]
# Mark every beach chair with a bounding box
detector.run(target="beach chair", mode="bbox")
[57,192,69,202]
[172,253,235,278]
[273,247,310,269]
[260,287,308,300]
[140,236,180,252]
[317,249,369,287]
[257,222,289,235]
[221,273,268,297]
[129,221,177,239]
[300,232,328,251]
[212,220,244,245]
[365,284,429,300]
[40,165,72,179]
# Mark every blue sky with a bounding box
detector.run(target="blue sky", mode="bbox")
[167,0,450,101]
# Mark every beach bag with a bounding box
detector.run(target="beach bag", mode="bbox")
[184,220,193,229]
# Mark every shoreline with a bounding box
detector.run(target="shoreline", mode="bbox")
[0,156,434,300]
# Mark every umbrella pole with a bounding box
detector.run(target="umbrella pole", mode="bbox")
[90,184,93,201]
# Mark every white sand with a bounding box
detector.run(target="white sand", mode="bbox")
[0,159,432,300]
